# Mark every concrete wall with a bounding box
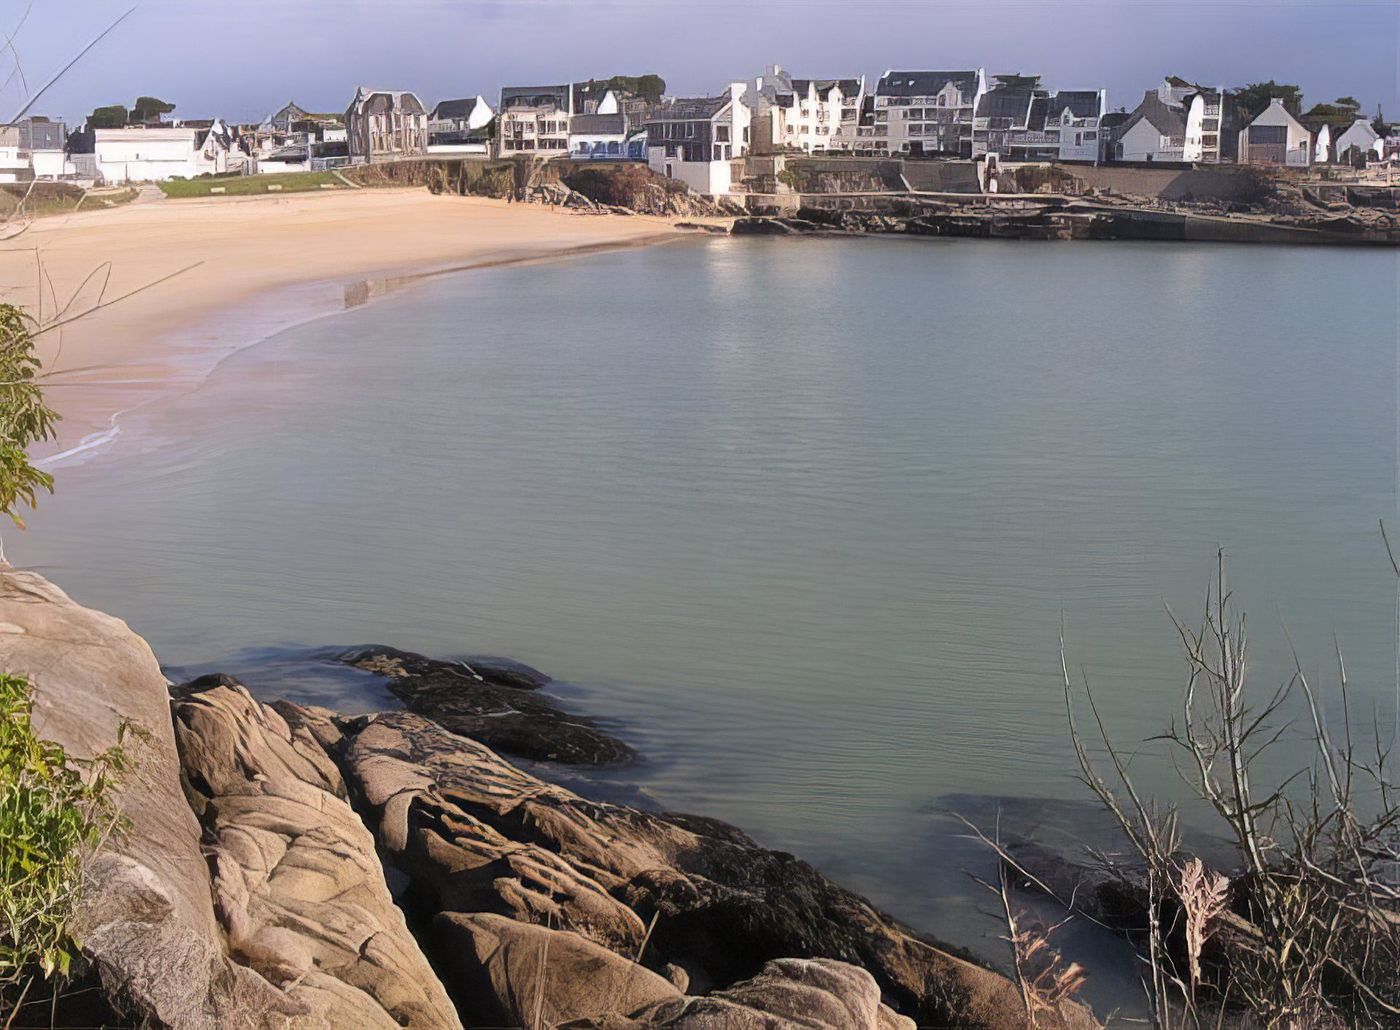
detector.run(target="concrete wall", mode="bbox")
[1059,164,1265,201]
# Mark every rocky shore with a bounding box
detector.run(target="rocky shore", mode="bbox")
[0,567,1097,1029]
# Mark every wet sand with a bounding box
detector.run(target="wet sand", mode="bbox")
[0,188,683,463]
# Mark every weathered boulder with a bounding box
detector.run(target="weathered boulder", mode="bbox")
[0,568,298,1028]
[171,682,462,1029]
[340,645,634,765]
[627,957,917,1029]
[336,710,1092,1028]
[340,711,649,952]
[437,913,914,1030]
[433,913,683,1026]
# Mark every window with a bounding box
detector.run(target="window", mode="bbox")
[716,125,730,142]
[713,144,721,160]
[742,127,749,143]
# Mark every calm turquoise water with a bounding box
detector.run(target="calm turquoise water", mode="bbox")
[19,236,1400,1008]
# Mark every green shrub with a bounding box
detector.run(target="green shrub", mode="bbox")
[0,674,128,989]
[0,306,58,542]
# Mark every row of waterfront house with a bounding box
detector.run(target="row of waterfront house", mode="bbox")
[5,67,1394,199]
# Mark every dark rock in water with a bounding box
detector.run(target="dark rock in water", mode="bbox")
[730,216,794,235]
[338,645,635,766]
[337,710,1095,1029]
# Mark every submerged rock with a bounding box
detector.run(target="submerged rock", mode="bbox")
[339,645,635,766]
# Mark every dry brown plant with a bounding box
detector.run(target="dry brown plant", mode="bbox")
[1061,547,1400,1028]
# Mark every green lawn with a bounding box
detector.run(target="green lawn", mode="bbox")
[158,171,346,198]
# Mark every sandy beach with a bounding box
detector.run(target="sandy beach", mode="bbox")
[0,188,684,462]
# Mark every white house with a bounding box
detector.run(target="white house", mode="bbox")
[761,68,865,153]
[870,69,986,156]
[1111,90,1188,162]
[0,138,26,183]
[1046,90,1108,162]
[94,126,203,183]
[196,119,248,175]
[497,84,571,158]
[1154,78,1228,163]
[569,112,629,159]
[1238,98,1311,167]
[428,96,494,156]
[18,118,72,179]
[1333,118,1381,162]
[645,83,751,197]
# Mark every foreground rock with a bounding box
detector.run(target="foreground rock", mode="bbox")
[1,570,1095,1028]
[334,709,1095,1028]
[172,681,462,1029]
[0,569,297,1028]
[434,913,914,1029]
[341,645,635,765]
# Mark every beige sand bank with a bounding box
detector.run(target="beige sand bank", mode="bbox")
[0,188,685,462]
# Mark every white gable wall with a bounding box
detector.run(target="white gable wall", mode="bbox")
[1335,119,1379,158]
[1238,100,1311,166]
[1115,117,1170,161]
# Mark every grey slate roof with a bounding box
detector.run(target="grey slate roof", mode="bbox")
[976,85,1038,123]
[500,85,569,110]
[648,96,729,121]
[351,89,427,117]
[433,98,480,121]
[1047,91,1102,120]
[1117,90,1186,138]
[570,113,626,134]
[790,78,861,98]
[1027,95,1048,129]
[877,71,978,98]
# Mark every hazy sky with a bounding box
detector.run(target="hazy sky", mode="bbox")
[6,0,1399,126]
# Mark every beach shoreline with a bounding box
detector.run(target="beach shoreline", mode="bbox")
[1,188,687,465]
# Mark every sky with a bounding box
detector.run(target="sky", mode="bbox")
[5,0,1398,126]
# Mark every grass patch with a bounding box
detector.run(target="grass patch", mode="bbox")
[0,184,137,219]
[158,171,345,198]
[0,674,130,993]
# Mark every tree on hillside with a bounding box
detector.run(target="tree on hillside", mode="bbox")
[85,103,128,128]
[1229,81,1303,120]
[131,96,175,123]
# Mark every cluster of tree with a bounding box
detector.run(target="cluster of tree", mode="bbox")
[581,74,666,103]
[82,96,176,129]
[1228,80,1304,120]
